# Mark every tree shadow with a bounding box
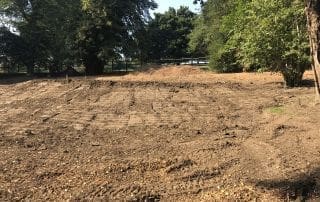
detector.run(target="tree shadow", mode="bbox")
[0,73,32,85]
[0,71,134,85]
[301,79,316,88]
[255,167,320,201]
[264,79,316,88]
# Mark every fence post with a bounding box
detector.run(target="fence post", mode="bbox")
[140,54,143,69]
[111,60,114,73]
[125,61,128,73]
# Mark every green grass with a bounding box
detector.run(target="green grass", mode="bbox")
[265,106,285,114]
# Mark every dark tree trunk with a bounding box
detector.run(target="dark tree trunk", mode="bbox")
[27,66,34,76]
[281,64,305,88]
[25,60,34,76]
[84,54,104,75]
[305,0,320,96]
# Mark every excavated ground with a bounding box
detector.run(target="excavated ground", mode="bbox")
[0,67,320,201]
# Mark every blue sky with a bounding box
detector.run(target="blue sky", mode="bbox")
[153,0,201,14]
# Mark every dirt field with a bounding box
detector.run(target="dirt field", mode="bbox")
[1,66,320,201]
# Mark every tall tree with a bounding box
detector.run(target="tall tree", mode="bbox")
[0,26,31,72]
[0,0,82,75]
[145,6,196,61]
[305,0,320,96]
[190,0,242,72]
[79,0,156,75]
[191,0,310,87]
[1,0,156,75]
[236,0,309,87]
[188,14,210,57]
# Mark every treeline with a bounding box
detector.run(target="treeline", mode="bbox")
[0,0,157,75]
[0,0,197,76]
[0,0,317,87]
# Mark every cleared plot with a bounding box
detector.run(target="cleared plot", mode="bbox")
[0,69,319,201]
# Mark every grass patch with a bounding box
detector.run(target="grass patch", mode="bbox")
[265,106,285,114]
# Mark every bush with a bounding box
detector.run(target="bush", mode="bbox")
[209,48,242,73]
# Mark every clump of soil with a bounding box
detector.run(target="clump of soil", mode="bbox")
[123,65,204,81]
[143,65,204,77]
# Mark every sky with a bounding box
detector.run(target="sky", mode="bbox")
[153,0,201,14]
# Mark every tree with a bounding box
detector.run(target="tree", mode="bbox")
[0,0,82,75]
[144,6,196,61]
[1,0,156,75]
[236,0,309,87]
[188,14,209,57]
[305,0,320,96]
[191,0,310,87]
[190,0,242,72]
[78,0,156,75]
[0,26,31,72]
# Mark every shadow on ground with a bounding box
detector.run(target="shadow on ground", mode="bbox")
[265,79,316,89]
[0,72,133,85]
[301,79,316,88]
[0,74,32,85]
[255,167,320,201]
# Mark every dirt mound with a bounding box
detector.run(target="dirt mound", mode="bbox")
[135,65,204,77]
[115,65,293,85]
[120,65,206,83]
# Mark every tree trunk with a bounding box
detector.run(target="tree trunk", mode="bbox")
[84,54,104,75]
[305,0,320,97]
[25,60,34,76]
[281,64,305,88]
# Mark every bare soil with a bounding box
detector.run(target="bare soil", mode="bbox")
[1,66,320,201]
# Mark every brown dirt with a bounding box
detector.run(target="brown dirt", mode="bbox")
[1,66,320,201]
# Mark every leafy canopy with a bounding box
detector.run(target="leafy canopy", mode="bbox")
[143,6,196,61]
[190,0,309,86]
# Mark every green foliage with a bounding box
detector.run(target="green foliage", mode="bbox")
[1,0,82,74]
[236,0,309,86]
[78,0,156,74]
[1,0,156,75]
[0,26,31,71]
[188,15,209,57]
[266,106,285,114]
[0,0,311,83]
[191,0,310,86]
[145,6,196,61]
[190,0,242,72]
